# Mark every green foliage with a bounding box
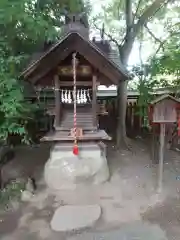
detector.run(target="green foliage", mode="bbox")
[0,179,25,210]
[36,0,91,15]
[0,0,52,142]
[133,26,180,116]
[0,54,37,142]
[131,64,152,125]
[132,34,180,124]
[131,59,172,127]
[104,0,180,119]
[0,0,90,143]
[150,34,180,78]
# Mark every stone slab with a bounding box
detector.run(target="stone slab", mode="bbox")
[50,205,101,232]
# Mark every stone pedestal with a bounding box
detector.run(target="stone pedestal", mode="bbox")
[44,142,109,190]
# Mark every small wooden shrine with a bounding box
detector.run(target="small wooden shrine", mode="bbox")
[150,94,180,161]
[21,13,129,145]
[149,94,180,124]
[149,94,180,191]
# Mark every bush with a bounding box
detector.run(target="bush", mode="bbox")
[0,179,25,210]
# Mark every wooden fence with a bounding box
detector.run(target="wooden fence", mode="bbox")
[126,102,148,136]
[99,99,148,137]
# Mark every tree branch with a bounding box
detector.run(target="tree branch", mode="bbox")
[117,1,123,20]
[120,0,135,62]
[144,23,165,50]
[120,0,172,64]
[134,0,172,35]
[155,31,180,55]
[132,0,143,23]
[93,23,120,47]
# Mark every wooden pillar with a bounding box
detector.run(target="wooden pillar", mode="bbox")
[54,75,60,129]
[92,75,97,129]
[131,103,134,129]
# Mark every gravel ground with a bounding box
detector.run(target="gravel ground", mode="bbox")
[0,140,180,240]
[143,198,180,240]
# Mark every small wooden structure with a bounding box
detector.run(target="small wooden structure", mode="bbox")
[150,95,179,123]
[21,13,130,144]
[149,94,180,191]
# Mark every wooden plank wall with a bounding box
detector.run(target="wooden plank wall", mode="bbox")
[100,98,147,137]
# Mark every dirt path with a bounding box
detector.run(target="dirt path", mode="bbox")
[0,140,180,239]
[143,197,180,240]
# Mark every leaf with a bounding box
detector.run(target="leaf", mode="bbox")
[0,0,90,143]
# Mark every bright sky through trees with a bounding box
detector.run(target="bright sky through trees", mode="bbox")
[89,0,169,66]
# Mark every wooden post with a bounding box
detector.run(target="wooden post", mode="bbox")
[139,106,142,133]
[54,75,60,129]
[131,103,134,129]
[157,123,165,192]
[0,167,2,189]
[92,75,97,129]
[151,125,156,163]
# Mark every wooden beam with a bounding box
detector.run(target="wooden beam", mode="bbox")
[58,65,92,76]
[54,75,60,129]
[41,129,111,142]
[60,81,92,86]
[92,74,97,128]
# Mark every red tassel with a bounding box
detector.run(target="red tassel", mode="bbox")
[73,144,79,155]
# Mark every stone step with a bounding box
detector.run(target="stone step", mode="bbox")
[50,205,101,232]
[63,118,92,122]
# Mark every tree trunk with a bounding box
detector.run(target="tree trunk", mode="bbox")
[0,167,2,189]
[114,0,170,149]
[116,80,128,149]
[116,42,134,149]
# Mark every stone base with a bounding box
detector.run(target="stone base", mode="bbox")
[44,142,109,190]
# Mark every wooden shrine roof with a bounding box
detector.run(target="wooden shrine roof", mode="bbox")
[21,32,130,85]
[150,94,180,105]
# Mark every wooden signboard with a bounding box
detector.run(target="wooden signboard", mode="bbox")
[58,65,92,76]
[152,99,177,123]
[150,94,180,192]
[150,94,179,123]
